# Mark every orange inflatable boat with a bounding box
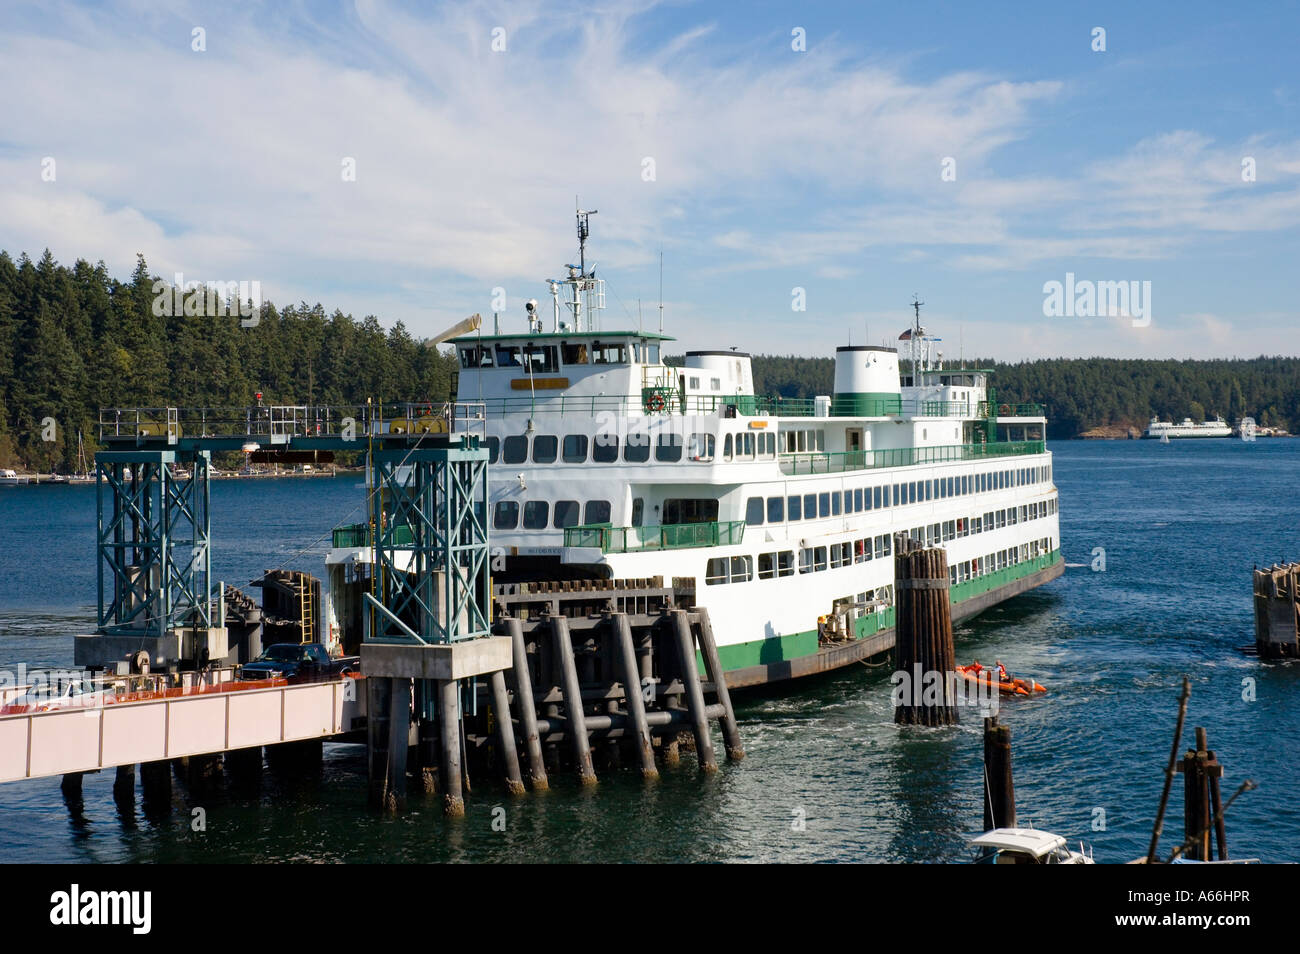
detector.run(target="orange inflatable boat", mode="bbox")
[956,664,1046,696]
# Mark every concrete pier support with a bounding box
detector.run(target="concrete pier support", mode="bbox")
[382,677,411,811]
[506,617,548,790]
[612,612,657,779]
[550,615,597,785]
[672,610,718,773]
[439,679,465,816]
[488,669,526,795]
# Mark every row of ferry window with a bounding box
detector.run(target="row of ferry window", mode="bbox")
[459,341,662,371]
[484,431,783,465]
[706,533,1055,586]
[744,464,1054,525]
[493,496,711,530]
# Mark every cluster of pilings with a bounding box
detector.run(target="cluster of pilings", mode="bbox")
[893,537,959,726]
[1252,563,1300,658]
[363,583,744,814]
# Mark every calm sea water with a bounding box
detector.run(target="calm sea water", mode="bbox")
[1,441,1297,863]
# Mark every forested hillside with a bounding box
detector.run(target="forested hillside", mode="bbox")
[3,247,1297,470]
[0,250,457,470]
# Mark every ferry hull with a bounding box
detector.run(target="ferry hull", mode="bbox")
[720,554,1063,689]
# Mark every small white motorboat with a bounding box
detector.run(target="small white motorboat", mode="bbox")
[969,828,1095,864]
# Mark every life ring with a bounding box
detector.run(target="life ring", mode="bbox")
[646,392,666,413]
[999,404,1010,415]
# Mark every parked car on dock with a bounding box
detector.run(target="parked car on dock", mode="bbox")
[238,643,357,683]
[0,679,118,714]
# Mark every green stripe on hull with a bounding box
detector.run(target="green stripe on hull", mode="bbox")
[701,551,1060,674]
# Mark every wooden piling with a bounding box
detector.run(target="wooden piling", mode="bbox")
[694,607,744,762]
[982,717,1016,830]
[1146,677,1190,863]
[672,610,718,772]
[140,759,171,813]
[1180,726,1221,862]
[439,679,465,816]
[60,772,83,799]
[506,617,548,790]
[612,612,658,779]
[894,542,959,726]
[551,614,597,785]
[112,763,135,806]
[488,669,526,795]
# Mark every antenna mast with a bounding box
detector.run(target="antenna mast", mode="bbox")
[658,248,664,334]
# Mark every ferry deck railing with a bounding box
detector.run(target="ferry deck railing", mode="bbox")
[780,440,1047,476]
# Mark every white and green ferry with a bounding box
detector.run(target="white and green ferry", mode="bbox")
[326,217,1062,687]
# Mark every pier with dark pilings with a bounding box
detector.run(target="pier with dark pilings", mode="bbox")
[484,578,743,784]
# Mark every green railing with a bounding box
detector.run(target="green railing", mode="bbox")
[978,402,1045,418]
[564,520,747,553]
[780,440,1046,476]
[331,522,415,548]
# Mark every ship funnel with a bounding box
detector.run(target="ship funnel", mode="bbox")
[832,346,900,416]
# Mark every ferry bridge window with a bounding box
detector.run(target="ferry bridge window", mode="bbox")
[532,435,558,463]
[522,501,549,529]
[787,495,802,520]
[584,500,611,524]
[484,436,500,464]
[855,488,864,512]
[840,490,850,514]
[804,493,817,518]
[832,491,844,516]
[662,498,719,525]
[643,343,661,364]
[746,496,765,526]
[624,431,651,463]
[689,376,700,390]
[503,435,528,464]
[742,432,755,458]
[563,434,588,462]
[656,432,683,462]
[459,345,493,368]
[631,498,644,526]
[593,433,619,463]
[874,487,882,509]
[766,496,785,523]
[562,342,590,365]
[688,433,715,461]
[522,345,559,374]
[493,500,519,529]
[495,345,522,367]
[818,492,831,517]
[723,434,733,460]
[592,341,628,364]
[553,500,580,529]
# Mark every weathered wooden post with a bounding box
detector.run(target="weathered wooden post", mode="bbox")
[695,607,744,762]
[672,610,718,772]
[1179,726,1221,862]
[550,614,597,785]
[894,540,959,726]
[488,669,526,795]
[982,717,1016,830]
[505,616,548,790]
[612,612,658,779]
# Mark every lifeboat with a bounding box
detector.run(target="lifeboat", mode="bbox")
[956,664,1045,696]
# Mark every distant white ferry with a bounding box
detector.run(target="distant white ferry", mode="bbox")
[1143,416,1232,439]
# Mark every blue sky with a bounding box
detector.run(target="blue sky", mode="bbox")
[2,0,1298,359]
